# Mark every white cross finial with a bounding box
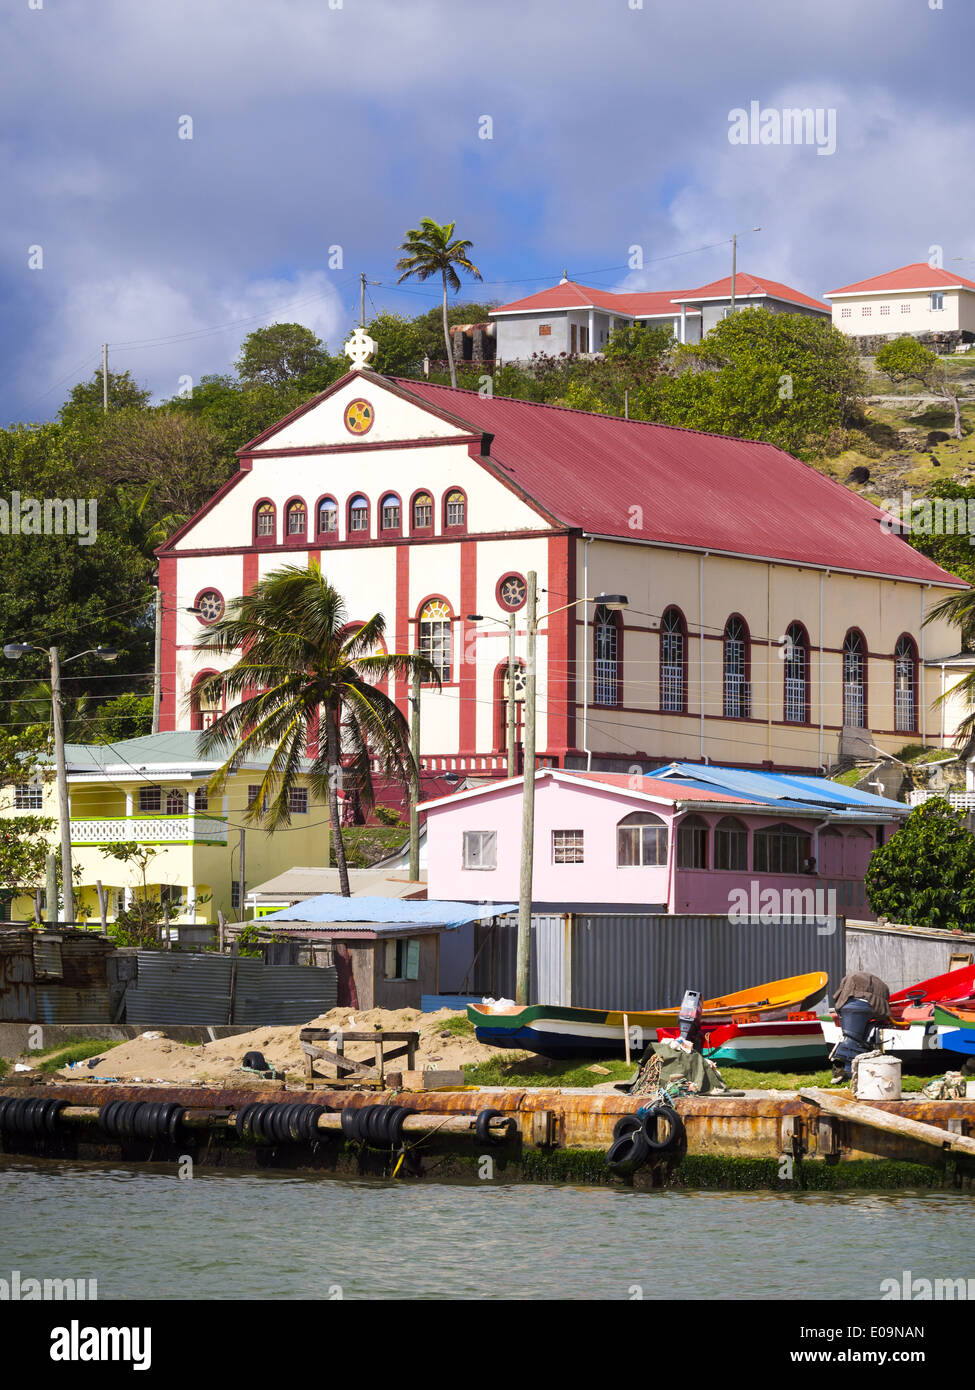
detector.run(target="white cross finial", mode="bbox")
[345,326,377,367]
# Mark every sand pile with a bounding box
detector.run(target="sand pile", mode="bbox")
[57,1008,511,1085]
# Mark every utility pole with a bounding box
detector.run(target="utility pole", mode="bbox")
[238,828,246,923]
[49,647,74,923]
[516,572,538,1004]
[151,586,163,735]
[409,670,420,881]
[360,274,380,329]
[102,343,109,412]
[507,612,517,778]
[730,235,737,316]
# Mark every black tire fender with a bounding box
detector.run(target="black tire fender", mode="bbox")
[605,1128,651,1176]
[640,1104,684,1152]
[475,1107,514,1147]
[612,1114,644,1141]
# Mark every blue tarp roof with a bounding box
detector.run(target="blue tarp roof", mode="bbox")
[260,894,516,929]
[648,762,908,814]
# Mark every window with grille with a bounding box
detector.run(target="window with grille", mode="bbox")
[840,307,851,318]
[753,822,811,875]
[783,622,808,723]
[445,490,466,527]
[419,599,452,682]
[166,788,185,815]
[880,304,890,316]
[660,608,685,712]
[723,617,749,718]
[231,881,240,910]
[318,499,338,534]
[616,812,667,867]
[843,630,866,728]
[861,306,872,316]
[286,500,307,536]
[255,502,275,538]
[381,495,401,530]
[553,829,584,864]
[593,605,619,706]
[714,816,748,871]
[895,636,918,732]
[247,785,265,811]
[463,830,497,869]
[14,783,42,810]
[676,815,709,869]
[901,302,911,313]
[288,787,308,814]
[349,496,369,533]
[412,492,433,529]
[194,786,208,812]
[139,786,162,812]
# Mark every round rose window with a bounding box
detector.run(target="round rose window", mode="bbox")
[498,574,527,611]
[196,590,224,624]
[344,398,374,435]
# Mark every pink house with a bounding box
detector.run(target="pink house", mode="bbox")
[422,767,909,920]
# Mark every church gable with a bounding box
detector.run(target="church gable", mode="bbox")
[244,370,479,454]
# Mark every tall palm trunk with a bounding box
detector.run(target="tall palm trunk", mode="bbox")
[442,270,457,389]
[325,704,351,896]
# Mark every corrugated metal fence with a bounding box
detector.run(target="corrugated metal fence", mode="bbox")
[474,913,845,1008]
[124,953,337,1025]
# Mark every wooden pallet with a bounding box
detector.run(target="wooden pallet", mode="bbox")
[299,1028,419,1085]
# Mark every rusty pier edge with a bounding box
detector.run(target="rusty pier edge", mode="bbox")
[2,1081,974,1189]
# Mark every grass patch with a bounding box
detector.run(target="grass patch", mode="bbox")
[30,1040,124,1074]
[436,1016,476,1038]
[719,1065,928,1092]
[464,1053,636,1088]
[0,1058,8,1080]
[831,766,868,787]
[330,825,409,869]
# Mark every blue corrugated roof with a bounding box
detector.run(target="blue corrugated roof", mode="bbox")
[260,894,516,929]
[649,762,908,814]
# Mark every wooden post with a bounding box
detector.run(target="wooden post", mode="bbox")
[217,910,226,954]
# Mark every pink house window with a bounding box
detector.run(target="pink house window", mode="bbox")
[616,812,667,866]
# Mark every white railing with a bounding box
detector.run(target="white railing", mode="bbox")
[907,789,975,810]
[70,815,229,846]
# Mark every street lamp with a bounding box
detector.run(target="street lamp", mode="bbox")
[3,643,118,923]
[514,577,627,1003]
[466,611,520,778]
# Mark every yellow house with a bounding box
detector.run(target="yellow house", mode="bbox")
[1,732,331,925]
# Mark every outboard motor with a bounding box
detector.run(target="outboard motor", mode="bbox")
[677,990,704,1051]
[831,998,879,1080]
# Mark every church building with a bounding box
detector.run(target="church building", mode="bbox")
[157,364,967,780]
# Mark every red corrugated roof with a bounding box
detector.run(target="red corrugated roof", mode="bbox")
[491,281,632,315]
[390,376,962,584]
[672,273,830,313]
[826,262,975,297]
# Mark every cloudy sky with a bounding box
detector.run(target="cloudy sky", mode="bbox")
[4,0,974,422]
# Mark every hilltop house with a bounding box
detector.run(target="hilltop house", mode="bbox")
[421,764,909,918]
[489,271,829,359]
[1,732,331,926]
[825,262,975,349]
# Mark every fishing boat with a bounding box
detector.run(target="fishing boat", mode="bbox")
[700,1015,829,1066]
[932,1004,975,1057]
[888,963,975,1022]
[468,972,829,1058]
[819,1015,949,1070]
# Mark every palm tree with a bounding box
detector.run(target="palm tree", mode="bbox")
[396,218,482,388]
[927,589,975,750]
[193,564,439,896]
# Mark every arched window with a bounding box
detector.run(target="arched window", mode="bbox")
[285,498,307,539]
[444,489,466,529]
[723,616,749,719]
[677,813,708,869]
[714,815,748,871]
[165,788,186,815]
[189,673,221,732]
[317,497,338,536]
[660,607,686,713]
[617,811,667,867]
[843,629,867,728]
[254,500,276,543]
[753,822,811,875]
[419,599,452,682]
[348,494,370,535]
[593,605,621,707]
[894,635,918,732]
[380,493,402,533]
[494,659,526,765]
[412,491,433,530]
[783,621,809,724]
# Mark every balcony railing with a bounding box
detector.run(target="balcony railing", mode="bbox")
[907,789,975,811]
[70,814,229,847]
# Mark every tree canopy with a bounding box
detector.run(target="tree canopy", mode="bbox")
[865,798,975,931]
